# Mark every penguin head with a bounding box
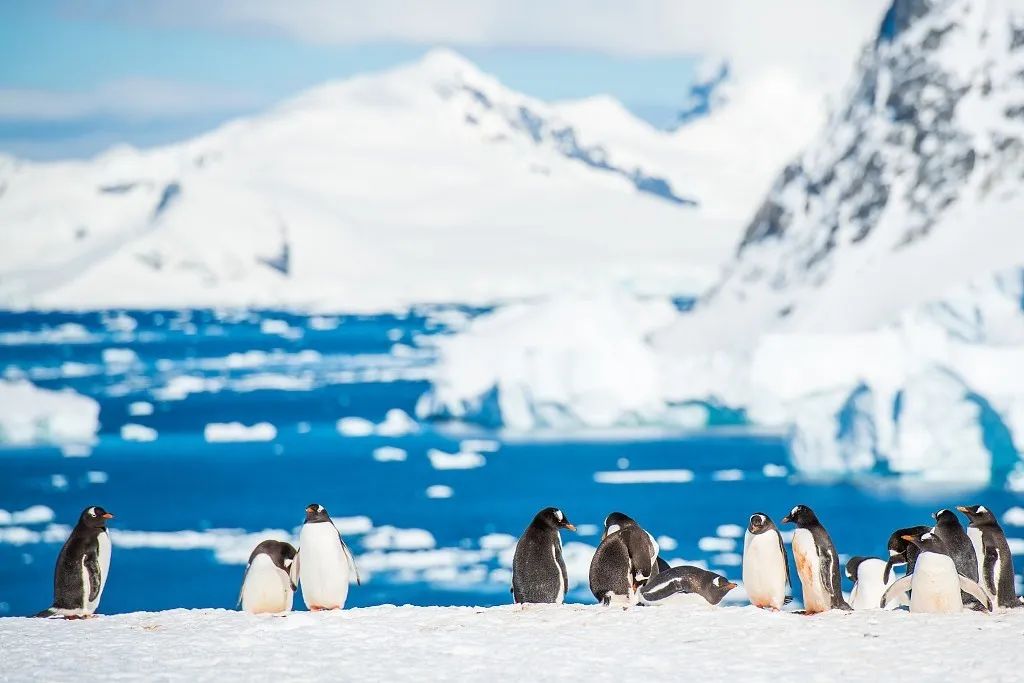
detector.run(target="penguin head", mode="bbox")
[602,512,637,538]
[780,505,817,527]
[845,555,871,581]
[532,507,576,532]
[304,503,331,523]
[249,539,298,568]
[747,512,774,534]
[932,508,961,527]
[707,574,738,604]
[80,506,113,528]
[957,504,996,527]
[901,530,948,554]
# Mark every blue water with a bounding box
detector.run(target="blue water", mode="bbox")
[0,310,1018,616]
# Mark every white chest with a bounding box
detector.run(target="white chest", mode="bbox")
[298,523,350,609]
[742,531,787,609]
[89,531,111,610]
[792,529,831,613]
[849,558,890,610]
[967,527,985,578]
[910,552,962,613]
[242,554,294,614]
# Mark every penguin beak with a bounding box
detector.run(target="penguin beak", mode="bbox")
[780,515,791,524]
[956,506,969,513]
[724,582,738,590]
[563,523,577,532]
[900,534,915,542]
[102,513,113,519]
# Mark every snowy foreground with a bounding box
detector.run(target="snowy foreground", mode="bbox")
[2,606,1023,681]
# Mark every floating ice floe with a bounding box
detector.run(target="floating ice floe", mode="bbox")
[0,505,54,526]
[373,446,408,462]
[698,537,736,552]
[716,524,745,539]
[128,401,154,417]
[361,526,436,551]
[337,416,375,437]
[0,380,99,447]
[203,422,277,443]
[121,423,158,442]
[427,448,485,470]
[425,485,453,499]
[593,469,694,484]
[376,409,419,436]
[102,348,139,365]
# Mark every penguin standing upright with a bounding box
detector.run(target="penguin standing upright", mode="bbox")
[240,540,299,614]
[640,566,737,606]
[881,530,992,613]
[781,505,850,613]
[958,505,1019,608]
[846,556,895,610]
[36,506,114,618]
[511,507,576,604]
[883,525,930,583]
[295,503,360,611]
[742,512,790,610]
[589,512,660,606]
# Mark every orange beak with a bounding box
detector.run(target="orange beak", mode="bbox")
[901,534,914,542]
[102,513,114,519]
[564,523,577,532]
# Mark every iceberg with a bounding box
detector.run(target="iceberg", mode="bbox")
[0,380,99,447]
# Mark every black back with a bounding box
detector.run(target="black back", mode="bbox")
[511,507,573,604]
[960,505,1018,607]
[248,539,297,572]
[931,509,978,580]
[641,566,737,605]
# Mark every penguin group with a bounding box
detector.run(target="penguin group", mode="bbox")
[33,500,1022,618]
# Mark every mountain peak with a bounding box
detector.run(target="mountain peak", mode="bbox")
[414,47,483,80]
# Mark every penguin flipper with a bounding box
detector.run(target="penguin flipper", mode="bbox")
[881,575,913,608]
[288,552,300,592]
[959,575,993,612]
[983,546,999,598]
[84,552,102,602]
[340,538,361,586]
[777,532,791,591]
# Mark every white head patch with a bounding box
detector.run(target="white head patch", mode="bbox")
[554,509,563,522]
[790,506,800,517]
[317,505,324,513]
[754,514,765,525]
[889,549,899,556]
[922,532,934,541]
[606,524,621,536]
[283,558,293,568]
[88,507,97,517]
[978,506,988,513]
[713,577,722,587]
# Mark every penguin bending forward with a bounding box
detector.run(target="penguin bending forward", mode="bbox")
[511,507,576,604]
[958,505,1020,608]
[781,505,851,613]
[296,503,360,611]
[36,506,114,618]
[846,556,895,610]
[589,512,660,606]
[880,530,992,613]
[883,525,930,583]
[640,566,736,606]
[240,540,299,614]
[742,512,790,610]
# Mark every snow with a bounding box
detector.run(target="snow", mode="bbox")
[3,606,1022,681]
[203,422,277,443]
[0,380,99,447]
[121,423,158,443]
[427,448,486,470]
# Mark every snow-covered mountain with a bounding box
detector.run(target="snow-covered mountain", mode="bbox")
[706,0,1024,335]
[0,49,745,312]
[422,0,1024,488]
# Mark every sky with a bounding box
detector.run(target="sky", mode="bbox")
[0,0,890,160]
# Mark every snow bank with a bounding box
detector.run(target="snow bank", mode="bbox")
[5,604,1005,681]
[203,422,277,443]
[0,380,99,447]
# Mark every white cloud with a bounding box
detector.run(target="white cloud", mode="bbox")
[0,78,261,123]
[81,0,892,85]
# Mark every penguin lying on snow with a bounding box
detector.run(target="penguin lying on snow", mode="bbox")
[36,506,114,619]
[511,507,576,604]
[880,530,992,613]
[846,556,895,610]
[240,540,299,614]
[883,525,930,583]
[640,566,736,606]
[296,503,360,611]
[781,505,851,613]
[958,505,1020,608]
[589,512,660,606]
[742,512,790,610]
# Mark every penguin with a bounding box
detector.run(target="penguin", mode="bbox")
[931,509,979,581]
[639,566,737,606]
[882,525,930,583]
[880,530,992,613]
[742,512,790,610]
[295,503,360,611]
[511,507,576,604]
[239,540,299,614]
[36,506,114,619]
[846,556,895,610]
[780,505,850,613]
[589,512,660,606]
[958,504,1019,608]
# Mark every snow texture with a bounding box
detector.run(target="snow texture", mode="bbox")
[2,606,1022,681]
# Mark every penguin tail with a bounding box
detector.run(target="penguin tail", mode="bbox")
[34,607,57,618]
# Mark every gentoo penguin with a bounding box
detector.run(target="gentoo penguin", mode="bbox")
[296,503,360,611]
[880,530,992,613]
[640,566,736,606]
[958,505,1019,608]
[742,512,790,610]
[511,507,576,604]
[846,556,895,610]
[240,540,299,614]
[589,512,660,606]
[781,505,850,613]
[883,525,930,583]
[36,506,114,618]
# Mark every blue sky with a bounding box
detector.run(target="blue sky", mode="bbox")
[0,2,703,159]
